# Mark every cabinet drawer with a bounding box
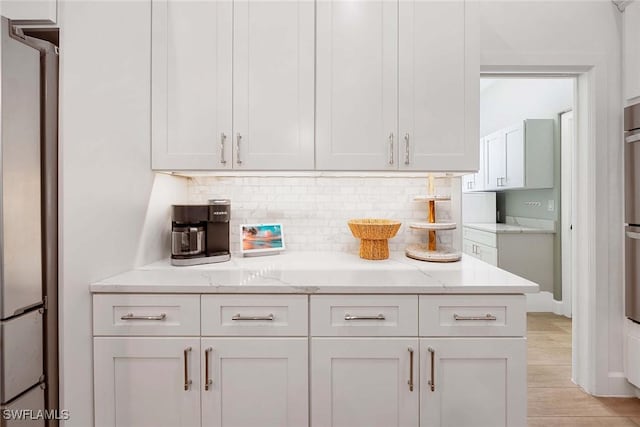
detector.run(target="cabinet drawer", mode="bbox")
[463,227,497,247]
[201,295,307,336]
[310,295,418,336]
[93,294,200,336]
[419,295,525,337]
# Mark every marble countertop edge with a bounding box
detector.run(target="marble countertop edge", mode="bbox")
[90,251,540,294]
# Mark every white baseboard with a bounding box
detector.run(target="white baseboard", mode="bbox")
[552,298,565,316]
[527,291,559,313]
[603,372,638,397]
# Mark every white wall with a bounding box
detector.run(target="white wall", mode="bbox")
[188,174,461,254]
[480,78,573,137]
[59,1,187,425]
[478,0,626,395]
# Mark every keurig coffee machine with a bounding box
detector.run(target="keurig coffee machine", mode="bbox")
[171,199,231,266]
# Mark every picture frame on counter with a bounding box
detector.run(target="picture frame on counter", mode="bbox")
[240,223,285,256]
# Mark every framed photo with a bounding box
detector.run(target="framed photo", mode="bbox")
[240,223,285,256]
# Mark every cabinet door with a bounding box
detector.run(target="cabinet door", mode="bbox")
[152,0,232,170]
[485,131,505,190]
[504,123,525,189]
[420,338,526,427]
[0,0,56,23]
[399,0,479,171]
[311,338,419,427]
[94,337,201,427]
[201,338,308,427]
[462,138,485,192]
[233,0,314,170]
[462,239,479,258]
[316,0,398,170]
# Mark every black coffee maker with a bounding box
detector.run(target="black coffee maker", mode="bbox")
[171,199,231,266]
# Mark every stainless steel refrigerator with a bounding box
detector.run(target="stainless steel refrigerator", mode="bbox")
[0,17,58,426]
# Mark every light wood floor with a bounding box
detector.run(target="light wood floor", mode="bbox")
[527,313,640,426]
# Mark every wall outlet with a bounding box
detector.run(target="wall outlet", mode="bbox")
[547,200,555,212]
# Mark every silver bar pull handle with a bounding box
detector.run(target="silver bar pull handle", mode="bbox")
[220,133,227,164]
[388,132,394,165]
[184,347,192,391]
[428,346,435,392]
[408,347,414,392]
[453,313,497,321]
[404,133,410,165]
[231,313,274,321]
[344,313,386,321]
[204,347,213,391]
[120,313,167,321]
[236,133,242,165]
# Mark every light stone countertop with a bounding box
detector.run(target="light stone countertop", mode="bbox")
[464,222,556,234]
[90,251,539,294]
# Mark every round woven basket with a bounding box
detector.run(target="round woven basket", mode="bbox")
[348,219,401,260]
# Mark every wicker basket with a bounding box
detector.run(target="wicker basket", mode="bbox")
[348,219,401,260]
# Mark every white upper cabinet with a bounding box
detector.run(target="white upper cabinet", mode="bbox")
[483,119,554,191]
[232,0,314,170]
[317,0,478,171]
[315,0,398,170]
[625,1,640,102]
[0,0,56,23]
[503,123,525,188]
[152,0,314,170]
[399,0,479,171]
[152,0,233,170]
[152,0,478,171]
[485,130,506,189]
[462,137,485,192]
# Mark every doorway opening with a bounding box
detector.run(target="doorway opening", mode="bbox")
[461,75,578,402]
[462,75,575,315]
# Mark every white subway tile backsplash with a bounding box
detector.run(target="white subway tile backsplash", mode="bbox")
[188,175,461,254]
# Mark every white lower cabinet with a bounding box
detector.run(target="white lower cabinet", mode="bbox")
[93,337,201,427]
[311,338,419,427]
[201,338,308,427]
[462,239,498,265]
[419,338,526,427]
[94,337,307,427]
[94,294,528,427]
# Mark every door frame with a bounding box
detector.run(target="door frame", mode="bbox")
[482,51,632,396]
[560,109,575,318]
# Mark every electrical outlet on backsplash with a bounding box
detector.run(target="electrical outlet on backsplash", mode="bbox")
[187,175,462,254]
